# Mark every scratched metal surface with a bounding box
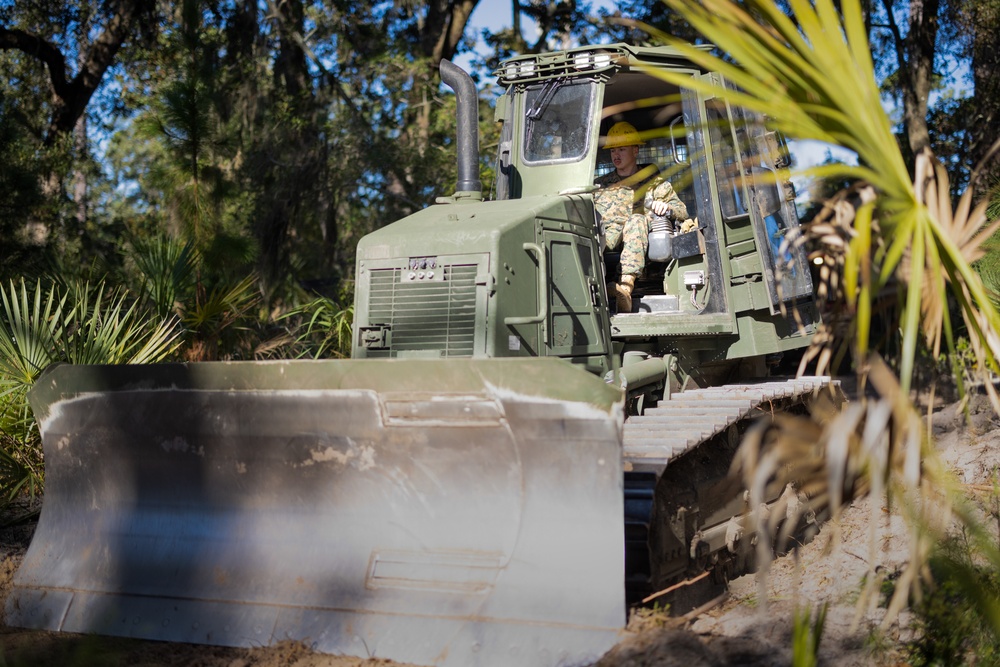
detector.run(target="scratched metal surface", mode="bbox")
[9,359,625,667]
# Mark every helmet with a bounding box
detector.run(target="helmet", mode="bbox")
[604,121,644,149]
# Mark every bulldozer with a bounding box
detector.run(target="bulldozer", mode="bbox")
[8,44,840,667]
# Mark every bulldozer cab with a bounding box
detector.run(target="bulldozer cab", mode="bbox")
[493,45,814,332]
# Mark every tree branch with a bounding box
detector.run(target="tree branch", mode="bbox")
[0,28,72,100]
[0,0,144,144]
[878,0,908,77]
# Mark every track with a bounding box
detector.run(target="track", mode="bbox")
[622,376,841,603]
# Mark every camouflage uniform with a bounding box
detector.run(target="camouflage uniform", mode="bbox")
[594,166,688,276]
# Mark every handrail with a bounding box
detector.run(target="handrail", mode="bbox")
[504,242,548,346]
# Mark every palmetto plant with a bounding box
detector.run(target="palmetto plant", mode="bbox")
[0,279,181,505]
[126,233,199,319]
[645,0,1000,637]
[180,273,262,361]
[279,297,355,360]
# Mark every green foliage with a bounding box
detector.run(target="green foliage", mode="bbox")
[0,435,39,507]
[0,280,70,441]
[907,541,1000,666]
[125,233,199,318]
[137,75,232,241]
[180,273,261,361]
[791,603,828,667]
[0,91,44,280]
[973,198,1000,311]
[120,232,273,362]
[988,179,1000,222]
[0,278,180,504]
[279,294,355,360]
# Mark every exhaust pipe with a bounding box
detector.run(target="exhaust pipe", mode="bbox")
[439,60,482,197]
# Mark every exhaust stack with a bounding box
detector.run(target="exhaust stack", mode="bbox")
[440,60,482,198]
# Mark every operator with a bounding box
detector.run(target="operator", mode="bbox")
[594,121,689,312]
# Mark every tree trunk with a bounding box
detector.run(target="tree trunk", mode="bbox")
[273,0,309,104]
[74,115,87,230]
[901,0,940,155]
[422,0,480,63]
[967,0,1000,180]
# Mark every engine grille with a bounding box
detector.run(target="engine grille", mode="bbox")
[367,264,479,357]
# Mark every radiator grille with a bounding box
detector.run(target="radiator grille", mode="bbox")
[367,264,479,357]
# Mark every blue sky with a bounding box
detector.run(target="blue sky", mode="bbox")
[454,0,618,75]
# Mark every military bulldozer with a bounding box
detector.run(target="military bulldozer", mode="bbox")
[9,44,839,667]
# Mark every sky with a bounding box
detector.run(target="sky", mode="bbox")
[454,0,618,75]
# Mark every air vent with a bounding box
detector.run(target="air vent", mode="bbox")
[367,264,478,357]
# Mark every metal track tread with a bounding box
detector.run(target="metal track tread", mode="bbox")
[622,375,839,603]
[622,376,835,475]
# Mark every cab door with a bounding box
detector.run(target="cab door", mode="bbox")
[542,216,613,376]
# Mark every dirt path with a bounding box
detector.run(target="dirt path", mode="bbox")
[2,396,994,666]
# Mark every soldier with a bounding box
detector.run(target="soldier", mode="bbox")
[594,121,688,312]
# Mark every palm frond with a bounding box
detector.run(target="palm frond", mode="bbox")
[278,298,355,359]
[127,234,199,318]
[651,0,1000,397]
[647,0,1000,632]
[0,277,181,504]
[55,282,181,366]
[0,279,66,388]
[183,273,259,334]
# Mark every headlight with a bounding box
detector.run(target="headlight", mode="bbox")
[505,60,536,79]
[574,52,612,70]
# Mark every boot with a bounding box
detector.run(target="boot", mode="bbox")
[615,274,636,313]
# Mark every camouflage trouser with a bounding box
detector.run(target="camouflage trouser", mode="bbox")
[594,186,648,277]
[604,213,648,276]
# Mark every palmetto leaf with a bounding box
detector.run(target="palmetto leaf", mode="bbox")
[0,279,67,441]
[182,273,259,335]
[278,298,355,359]
[58,282,182,366]
[652,0,1000,396]
[650,0,1000,633]
[127,234,199,318]
[0,279,66,387]
[0,278,181,504]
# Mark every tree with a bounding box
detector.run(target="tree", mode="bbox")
[0,90,45,279]
[0,0,153,146]
[96,1,501,304]
[480,1,609,69]
[958,0,1000,183]
[867,0,1000,189]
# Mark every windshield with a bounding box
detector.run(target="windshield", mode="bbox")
[523,80,595,164]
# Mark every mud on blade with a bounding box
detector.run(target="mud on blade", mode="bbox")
[9,359,625,667]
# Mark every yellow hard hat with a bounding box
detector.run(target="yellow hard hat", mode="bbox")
[604,121,644,148]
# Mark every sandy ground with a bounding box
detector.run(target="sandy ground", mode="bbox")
[1,394,995,667]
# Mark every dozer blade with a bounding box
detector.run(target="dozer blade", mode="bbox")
[8,359,625,667]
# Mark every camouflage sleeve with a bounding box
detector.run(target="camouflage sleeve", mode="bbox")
[644,178,688,221]
[594,186,634,225]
